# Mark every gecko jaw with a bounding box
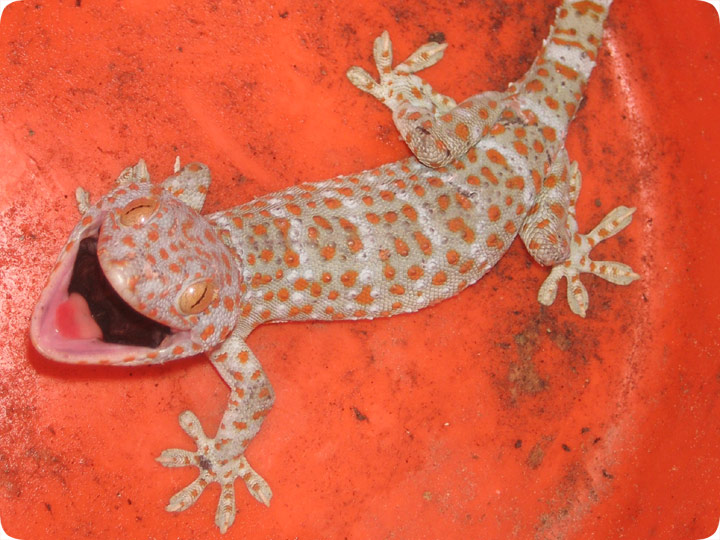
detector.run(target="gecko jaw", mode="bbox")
[30,215,188,366]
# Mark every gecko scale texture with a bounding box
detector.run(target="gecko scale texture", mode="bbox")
[30,0,639,533]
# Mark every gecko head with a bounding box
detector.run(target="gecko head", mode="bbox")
[30,161,244,366]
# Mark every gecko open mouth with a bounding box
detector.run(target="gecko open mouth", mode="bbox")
[68,236,172,348]
[29,217,187,365]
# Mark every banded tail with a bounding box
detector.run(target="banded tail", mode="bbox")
[511,0,613,143]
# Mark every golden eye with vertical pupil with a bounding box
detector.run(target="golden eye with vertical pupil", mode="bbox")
[119,197,159,226]
[178,279,218,315]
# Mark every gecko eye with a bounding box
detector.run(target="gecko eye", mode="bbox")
[119,197,159,226]
[178,279,218,315]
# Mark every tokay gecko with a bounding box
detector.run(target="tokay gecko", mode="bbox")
[30,0,638,533]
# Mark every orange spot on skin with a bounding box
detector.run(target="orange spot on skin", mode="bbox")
[286,203,301,215]
[390,284,405,295]
[550,203,566,218]
[481,167,499,185]
[324,198,341,209]
[486,149,507,167]
[313,215,332,230]
[432,272,447,285]
[253,224,267,236]
[366,213,380,224]
[488,205,501,222]
[486,234,505,250]
[414,232,432,255]
[542,126,557,142]
[545,96,559,110]
[274,218,290,235]
[402,205,418,221]
[407,265,424,280]
[448,217,475,243]
[446,250,459,265]
[284,250,299,267]
[341,270,358,287]
[455,193,472,210]
[437,195,450,210]
[504,221,517,235]
[570,1,604,15]
[526,79,544,92]
[506,176,525,190]
[384,265,396,279]
[455,123,469,140]
[321,245,336,260]
[514,141,528,155]
[347,234,363,253]
[355,286,374,305]
[459,260,474,274]
[260,249,273,263]
[201,325,215,340]
[395,238,410,256]
[467,175,480,186]
[294,278,308,290]
[555,62,579,80]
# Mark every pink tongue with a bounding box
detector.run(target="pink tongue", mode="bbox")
[56,293,103,340]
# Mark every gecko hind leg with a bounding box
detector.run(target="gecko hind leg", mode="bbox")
[536,162,640,317]
[347,31,506,167]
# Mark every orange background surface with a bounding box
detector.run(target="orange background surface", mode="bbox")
[1,0,720,539]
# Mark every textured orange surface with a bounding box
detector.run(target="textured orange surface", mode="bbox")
[1,1,720,539]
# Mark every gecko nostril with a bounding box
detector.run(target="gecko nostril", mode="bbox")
[120,197,159,226]
[178,279,218,315]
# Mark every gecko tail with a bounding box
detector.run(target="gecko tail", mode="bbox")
[509,0,613,143]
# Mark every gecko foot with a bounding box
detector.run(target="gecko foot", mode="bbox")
[346,30,449,106]
[156,410,272,533]
[538,206,640,317]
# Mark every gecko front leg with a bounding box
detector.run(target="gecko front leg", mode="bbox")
[157,326,275,533]
[347,31,507,167]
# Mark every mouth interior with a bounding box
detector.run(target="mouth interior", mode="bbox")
[67,236,172,348]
